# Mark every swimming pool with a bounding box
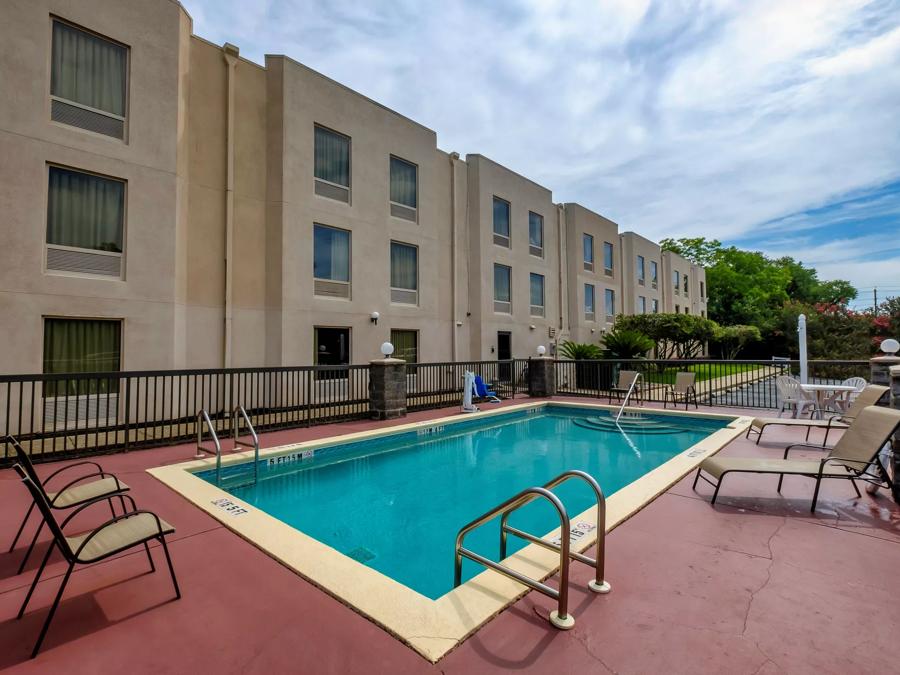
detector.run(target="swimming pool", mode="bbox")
[150,401,748,662]
[197,406,729,599]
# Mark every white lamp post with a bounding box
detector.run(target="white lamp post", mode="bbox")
[798,314,808,384]
[380,341,394,358]
[881,338,900,355]
[536,345,546,356]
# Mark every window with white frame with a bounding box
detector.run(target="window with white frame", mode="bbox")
[51,19,128,139]
[313,224,351,298]
[389,156,417,221]
[494,263,512,313]
[46,165,125,278]
[528,212,543,257]
[314,125,351,202]
[493,197,510,247]
[584,283,595,321]
[390,241,418,305]
[530,273,545,317]
[390,329,418,364]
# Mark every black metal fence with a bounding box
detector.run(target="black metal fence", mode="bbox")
[406,359,529,412]
[555,359,870,409]
[1,365,370,464]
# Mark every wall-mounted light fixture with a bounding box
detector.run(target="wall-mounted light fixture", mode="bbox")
[529,324,536,330]
[370,311,380,325]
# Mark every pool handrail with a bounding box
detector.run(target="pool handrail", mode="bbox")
[499,469,610,594]
[454,486,575,629]
[615,372,642,422]
[194,409,222,484]
[232,405,260,486]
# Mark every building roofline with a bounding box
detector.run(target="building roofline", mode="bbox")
[464,154,553,195]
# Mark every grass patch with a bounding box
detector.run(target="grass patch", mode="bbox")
[643,363,762,385]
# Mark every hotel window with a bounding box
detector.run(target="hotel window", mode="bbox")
[603,241,614,276]
[584,284,595,321]
[46,166,125,278]
[700,281,705,299]
[637,296,646,314]
[652,299,659,313]
[683,274,689,296]
[636,255,645,285]
[314,327,350,379]
[313,224,351,298]
[673,270,680,294]
[390,329,418,365]
[528,212,544,257]
[493,197,510,247]
[605,288,615,320]
[390,241,418,305]
[389,156,417,221]
[314,125,351,202]
[675,304,680,313]
[51,20,128,139]
[650,260,658,288]
[494,264,512,313]
[583,234,594,272]
[43,317,121,401]
[530,273,545,317]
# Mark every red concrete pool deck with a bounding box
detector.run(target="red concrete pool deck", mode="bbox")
[2,398,899,674]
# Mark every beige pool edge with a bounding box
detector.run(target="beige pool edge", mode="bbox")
[147,401,751,663]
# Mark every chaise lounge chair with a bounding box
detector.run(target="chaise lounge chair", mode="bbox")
[12,464,179,658]
[745,385,889,446]
[693,405,900,512]
[7,435,129,575]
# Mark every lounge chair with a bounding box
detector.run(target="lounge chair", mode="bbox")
[7,435,129,574]
[774,375,816,418]
[12,464,179,658]
[745,385,889,445]
[693,405,900,512]
[474,375,501,403]
[663,372,698,410]
[608,370,641,405]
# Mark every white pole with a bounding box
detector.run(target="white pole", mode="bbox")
[798,314,808,384]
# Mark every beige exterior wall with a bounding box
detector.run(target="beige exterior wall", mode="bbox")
[660,250,693,314]
[0,0,709,374]
[619,232,662,316]
[564,204,621,344]
[465,155,560,359]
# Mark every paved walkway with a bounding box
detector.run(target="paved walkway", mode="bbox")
[1,399,898,673]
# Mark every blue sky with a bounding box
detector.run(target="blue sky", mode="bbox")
[183,0,900,306]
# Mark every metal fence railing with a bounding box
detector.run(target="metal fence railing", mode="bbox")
[554,359,870,410]
[406,359,529,412]
[1,365,370,464]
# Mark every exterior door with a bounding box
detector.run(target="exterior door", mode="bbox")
[497,331,512,382]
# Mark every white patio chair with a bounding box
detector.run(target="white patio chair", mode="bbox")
[774,375,816,418]
[832,376,867,412]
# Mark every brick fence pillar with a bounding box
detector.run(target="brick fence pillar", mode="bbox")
[369,358,407,420]
[528,357,557,398]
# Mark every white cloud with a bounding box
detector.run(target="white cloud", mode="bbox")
[183,0,900,289]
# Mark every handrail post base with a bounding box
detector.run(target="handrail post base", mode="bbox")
[549,610,575,630]
[588,579,611,594]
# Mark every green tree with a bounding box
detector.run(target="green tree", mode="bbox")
[615,313,719,360]
[712,324,762,360]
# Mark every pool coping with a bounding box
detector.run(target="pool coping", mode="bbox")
[147,401,751,663]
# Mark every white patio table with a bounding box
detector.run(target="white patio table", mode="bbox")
[799,383,857,418]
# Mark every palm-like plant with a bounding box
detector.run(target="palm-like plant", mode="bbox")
[601,328,654,359]
[558,341,603,360]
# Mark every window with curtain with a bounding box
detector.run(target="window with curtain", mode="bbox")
[529,212,543,252]
[605,288,615,317]
[493,197,510,240]
[603,242,614,272]
[584,284,595,316]
[51,21,127,117]
[313,224,350,282]
[637,255,645,281]
[583,233,594,263]
[43,318,121,397]
[530,273,544,314]
[47,166,124,253]
[390,156,417,208]
[314,125,350,187]
[390,329,418,364]
[390,241,418,290]
[494,264,511,302]
[650,260,658,283]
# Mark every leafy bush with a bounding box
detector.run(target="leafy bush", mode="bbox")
[614,313,719,359]
[713,324,762,360]
[601,328,654,359]
[558,341,603,360]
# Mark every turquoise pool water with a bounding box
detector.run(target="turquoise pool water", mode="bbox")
[199,407,730,599]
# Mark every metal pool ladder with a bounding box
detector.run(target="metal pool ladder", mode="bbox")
[615,372,642,423]
[194,406,260,487]
[453,469,610,630]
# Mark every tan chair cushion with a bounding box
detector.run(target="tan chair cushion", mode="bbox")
[700,456,854,481]
[67,512,175,562]
[47,477,128,508]
[750,417,847,431]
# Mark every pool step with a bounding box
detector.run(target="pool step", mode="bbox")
[574,415,682,435]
